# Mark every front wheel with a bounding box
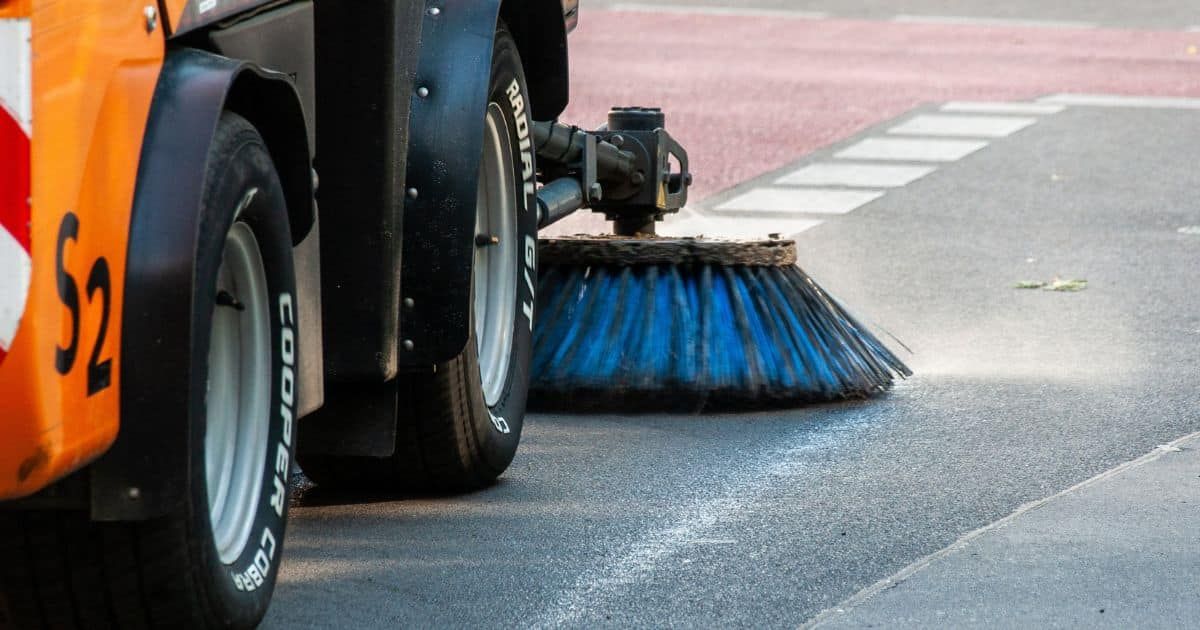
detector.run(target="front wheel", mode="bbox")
[0,112,298,628]
[299,24,537,492]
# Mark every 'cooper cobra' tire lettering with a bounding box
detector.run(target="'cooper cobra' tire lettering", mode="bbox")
[235,291,295,587]
[270,294,295,517]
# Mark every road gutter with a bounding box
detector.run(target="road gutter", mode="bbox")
[803,429,1200,628]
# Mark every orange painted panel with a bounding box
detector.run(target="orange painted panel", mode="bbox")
[0,0,32,19]
[0,1,163,499]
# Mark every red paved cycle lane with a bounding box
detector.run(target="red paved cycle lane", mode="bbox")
[560,10,1200,205]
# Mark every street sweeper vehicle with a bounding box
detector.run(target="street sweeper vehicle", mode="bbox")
[0,0,590,625]
[0,0,907,626]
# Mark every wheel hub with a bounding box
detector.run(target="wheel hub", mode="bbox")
[473,103,519,407]
[205,218,272,565]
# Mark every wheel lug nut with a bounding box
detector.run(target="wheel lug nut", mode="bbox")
[216,290,245,311]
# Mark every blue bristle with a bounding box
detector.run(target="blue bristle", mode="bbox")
[530,260,910,410]
[673,267,698,386]
[757,268,825,392]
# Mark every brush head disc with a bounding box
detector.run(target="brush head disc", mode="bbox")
[539,235,797,267]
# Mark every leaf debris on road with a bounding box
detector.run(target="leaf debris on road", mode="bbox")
[1014,278,1088,292]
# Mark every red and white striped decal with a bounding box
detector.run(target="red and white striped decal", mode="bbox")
[0,15,32,365]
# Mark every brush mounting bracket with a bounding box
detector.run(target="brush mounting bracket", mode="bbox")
[533,107,691,235]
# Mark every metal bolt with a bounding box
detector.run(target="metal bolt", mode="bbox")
[311,168,320,193]
[407,187,419,199]
[216,290,246,312]
[416,86,430,98]
[402,339,415,351]
[127,487,142,500]
[631,172,645,186]
[475,234,500,247]
[403,297,415,309]
[609,134,625,148]
[143,6,158,33]
[428,7,441,16]
[684,173,693,187]
[588,182,603,201]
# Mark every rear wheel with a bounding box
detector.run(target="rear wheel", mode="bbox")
[0,113,297,629]
[299,24,536,492]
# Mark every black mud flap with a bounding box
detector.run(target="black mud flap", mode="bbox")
[93,49,310,521]
[397,0,505,367]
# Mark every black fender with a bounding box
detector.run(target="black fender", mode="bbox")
[91,48,313,521]
[399,0,569,366]
[398,0,505,366]
[502,0,572,121]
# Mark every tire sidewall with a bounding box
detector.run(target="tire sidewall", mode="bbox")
[188,115,298,625]
[467,27,538,471]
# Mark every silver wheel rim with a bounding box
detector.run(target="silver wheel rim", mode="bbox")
[205,216,272,565]
[474,103,519,407]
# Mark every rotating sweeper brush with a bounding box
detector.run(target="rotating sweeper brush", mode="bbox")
[531,107,910,410]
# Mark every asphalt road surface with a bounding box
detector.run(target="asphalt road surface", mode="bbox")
[265,4,1200,628]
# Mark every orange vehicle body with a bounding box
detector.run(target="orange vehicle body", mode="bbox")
[0,0,164,499]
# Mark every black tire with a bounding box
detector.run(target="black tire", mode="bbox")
[299,24,536,493]
[0,113,298,629]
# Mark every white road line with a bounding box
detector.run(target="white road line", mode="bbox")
[667,211,823,239]
[892,14,1097,29]
[836,137,988,162]
[775,162,935,188]
[531,496,743,630]
[605,3,827,19]
[688,96,1074,234]
[715,187,883,214]
[1040,93,1200,110]
[888,114,1037,138]
[941,101,1065,115]
[533,418,879,629]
